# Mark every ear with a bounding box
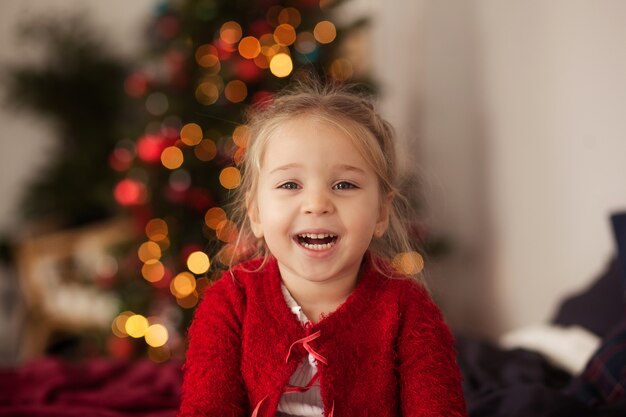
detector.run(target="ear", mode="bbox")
[246,193,264,239]
[374,192,394,238]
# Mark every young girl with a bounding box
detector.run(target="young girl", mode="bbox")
[177,80,467,417]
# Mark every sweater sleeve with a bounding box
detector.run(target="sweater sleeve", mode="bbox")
[397,283,468,417]
[177,273,248,417]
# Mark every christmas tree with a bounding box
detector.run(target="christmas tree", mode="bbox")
[108,0,372,362]
[4,14,128,228]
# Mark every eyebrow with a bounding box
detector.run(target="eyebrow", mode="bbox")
[269,163,301,174]
[268,163,366,175]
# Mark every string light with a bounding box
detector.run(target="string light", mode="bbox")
[295,32,317,54]
[195,44,220,68]
[195,81,220,105]
[254,53,270,69]
[274,24,296,46]
[329,58,353,81]
[278,7,301,28]
[220,21,242,44]
[232,125,249,148]
[204,207,227,229]
[161,146,184,169]
[171,272,196,298]
[194,139,218,161]
[238,36,261,59]
[180,123,203,146]
[259,33,276,48]
[219,166,242,189]
[224,80,248,103]
[125,314,149,338]
[111,311,134,338]
[216,219,238,243]
[313,21,337,44]
[142,259,165,282]
[145,218,168,241]
[176,291,199,309]
[137,134,165,163]
[187,251,210,274]
[138,241,162,262]
[392,251,425,275]
[145,324,169,347]
[269,53,293,78]
[114,178,146,206]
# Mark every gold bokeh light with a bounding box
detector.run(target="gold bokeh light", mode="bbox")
[176,291,199,309]
[194,139,218,161]
[219,166,242,189]
[254,53,270,69]
[392,251,425,275]
[145,324,169,348]
[216,219,238,243]
[125,314,149,338]
[232,125,249,148]
[259,33,276,47]
[111,311,134,338]
[195,44,220,68]
[138,241,162,263]
[204,207,227,229]
[161,146,184,170]
[146,218,168,241]
[142,259,165,282]
[269,53,293,78]
[225,80,248,103]
[278,7,301,28]
[220,21,242,44]
[180,123,203,146]
[187,251,210,274]
[274,24,296,46]
[313,21,337,44]
[238,36,261,59]
[171,272,197,298]
[195,81,220,105]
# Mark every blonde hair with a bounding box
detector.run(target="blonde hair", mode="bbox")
[220,77,420,279]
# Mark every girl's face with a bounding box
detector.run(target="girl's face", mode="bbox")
[248,115,390,287]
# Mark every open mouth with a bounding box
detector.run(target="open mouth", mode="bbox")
[295,233,338,251]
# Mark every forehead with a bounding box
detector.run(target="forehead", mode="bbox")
[261,115,371,170]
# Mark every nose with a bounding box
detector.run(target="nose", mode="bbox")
[302,186,334,215]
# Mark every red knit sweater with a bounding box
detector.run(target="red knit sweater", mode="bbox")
[178,255,467,417]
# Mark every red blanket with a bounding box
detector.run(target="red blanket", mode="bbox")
[0,357,181,417]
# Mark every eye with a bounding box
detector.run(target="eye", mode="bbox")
[278,181,300,190]
[333,181,358,190]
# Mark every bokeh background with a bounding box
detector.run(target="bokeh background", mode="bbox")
[1,0,626,366]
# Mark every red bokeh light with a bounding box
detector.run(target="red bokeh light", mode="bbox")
[114,179,146,206]
[137,134,167,163]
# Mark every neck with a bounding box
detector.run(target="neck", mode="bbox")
[279,268,360,323]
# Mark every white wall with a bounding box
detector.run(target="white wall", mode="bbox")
[474,0,626,335]
[390,0,626,337]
